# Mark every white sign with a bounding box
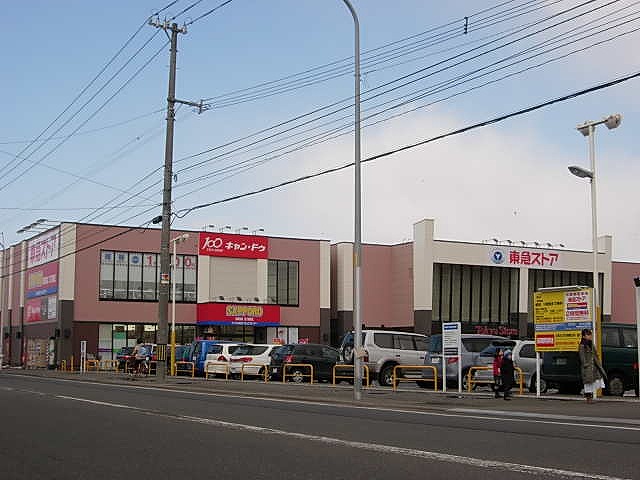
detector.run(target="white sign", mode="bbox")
[27,228,60,268]
[442,322,461,355]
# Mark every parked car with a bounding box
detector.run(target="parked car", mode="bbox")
[115,346,134,370]
[542,323,639,396]
[270,343,341,382]
[338,330,429,386]
[421,333,509,389]
[229,344,279,378]
[204,343,244,377]
[473,340,544,393]
[189,340,241,376]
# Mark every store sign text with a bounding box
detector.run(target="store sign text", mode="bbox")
[197,302,280,326]
[199,232,268,259]
[27,229,60,268]
[490,248,559,267]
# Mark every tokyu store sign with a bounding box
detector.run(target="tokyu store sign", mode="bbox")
[533,287,592,351]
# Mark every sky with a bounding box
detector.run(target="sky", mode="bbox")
[2,0,640,261]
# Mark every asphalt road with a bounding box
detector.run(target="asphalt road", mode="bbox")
[1,372,639,480]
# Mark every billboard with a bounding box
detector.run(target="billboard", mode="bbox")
[197,303,280,326]
[26,262,58,299]
[27,228,60,268]
[534,288,592,352]
[25,295,57,323]
[199,232,268,259]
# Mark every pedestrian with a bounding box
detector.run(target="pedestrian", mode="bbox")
[578,328,606,403]
[492,349,504,398]
[500,349,515,401]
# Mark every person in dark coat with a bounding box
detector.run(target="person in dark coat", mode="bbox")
[579,328,606,403]
[500,349,515,400]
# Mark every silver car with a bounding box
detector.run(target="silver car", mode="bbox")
[420,334,508,389]
[473,340,544,393]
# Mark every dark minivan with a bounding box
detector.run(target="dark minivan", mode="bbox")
[542,323,639,396]
[270,343,341,382]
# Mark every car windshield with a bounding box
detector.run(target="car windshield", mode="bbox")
[478,341,516,357]
[429,335,442,354]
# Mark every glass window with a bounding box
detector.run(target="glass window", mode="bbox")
[395,335,415,350]
[432,264,441,322]
[373,333,393,349]
[460,266,471,323]
[451,265,461,321]
[142,253,157,300]
[602,328,621,347]
[207,344,222,354]
[440,264,451,322]
[622,328,637,348]
[481,268,491,323]
[462,338,495,353]
[471,267,481,322]
[288,261,299,305]
[415,337,428,351]
[100,251,114,299]
[183,255,197,302]
[114,252,128,300]
[267,259,299,306]
[171,254,184,302]
[429,335,442,353]
[519,344,535,358]
[128,253,142,300]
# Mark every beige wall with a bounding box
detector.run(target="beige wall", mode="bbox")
[611,261,640,324]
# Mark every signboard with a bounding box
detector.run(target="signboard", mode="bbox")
[197,303,280,326]
[26,262,58,299]
[27,228,60,268]
[489,248,560,268]
[199,232,268,259]
[442,322,461,355]
[534,288,592,351]
[25,295,57,323]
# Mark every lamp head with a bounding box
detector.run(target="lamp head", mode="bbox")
[604,113,622,130]
[568,165,593,179]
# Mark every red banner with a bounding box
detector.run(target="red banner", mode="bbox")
[197,303,280,326]
[199,232,268,259]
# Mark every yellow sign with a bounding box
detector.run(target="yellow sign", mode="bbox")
[533,288,592,352]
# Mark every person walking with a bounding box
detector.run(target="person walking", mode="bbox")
[500,349,515,401]
[579,328,606,403]
[492,349,504,398]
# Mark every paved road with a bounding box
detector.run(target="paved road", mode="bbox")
[1,372,639,479]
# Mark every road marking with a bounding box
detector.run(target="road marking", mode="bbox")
[449,408,640,425]
[47,393,632,480]
[8,374,640,432]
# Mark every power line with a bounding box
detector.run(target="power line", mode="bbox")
[186,0,235,25]
[174,69,640,218]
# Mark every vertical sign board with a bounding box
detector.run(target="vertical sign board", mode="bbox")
[442,322,462,393]
[534,288,592,352]
[80,340,87,373]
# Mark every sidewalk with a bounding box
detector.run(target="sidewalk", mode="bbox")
[4,367,639,421]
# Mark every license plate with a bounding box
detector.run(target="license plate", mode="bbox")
[431,358,440,364]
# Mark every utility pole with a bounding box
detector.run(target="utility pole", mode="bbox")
[149,18,204,381]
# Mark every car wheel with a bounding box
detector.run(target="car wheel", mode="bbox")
[342,345,354,364]
[529,377,548,393]
[606,375,625,397]
[379,364,396,387]
[290,368,306,383]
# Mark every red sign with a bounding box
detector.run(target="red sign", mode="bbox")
[197,303,280,326]
[199,232,268,259]
[536,334,555,348]
[473,325,519,337]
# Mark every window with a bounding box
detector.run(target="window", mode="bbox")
[395,335,415,350]
[415,337,428,351]
[602,328,621,347]
[519,344,535,358]
[373,333,393,349]
[462,338,495,353]
[99,250,196,303]
[622,328,637,348]
[433,264,519,328]
[267,259,299,306]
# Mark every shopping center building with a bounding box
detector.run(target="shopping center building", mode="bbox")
[0,218,637,367]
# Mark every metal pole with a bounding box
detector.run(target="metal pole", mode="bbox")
[634,280,640,398]
[157,24,181,381]
[0,238,5,369]
[587,125,599,353]
[340,0,362,402]
[171,238,177,376]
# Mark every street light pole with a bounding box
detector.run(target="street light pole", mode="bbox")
[0,235,5,369]
[339,0,363,401]
[570,113,622,354]
[171,233,189,376]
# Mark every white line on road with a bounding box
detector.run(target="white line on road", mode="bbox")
[51,393,632,480]
[449,408,640,425]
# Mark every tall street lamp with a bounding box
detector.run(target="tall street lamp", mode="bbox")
[170,233,190,375]
[338,0,363,401]
[568,113,622,352]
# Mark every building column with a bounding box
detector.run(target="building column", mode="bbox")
[413,219,434,335]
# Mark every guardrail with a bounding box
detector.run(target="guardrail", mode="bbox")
[85,359,99,372]
[99,359,119,372]
[205,361,229,380]
[466,366,524,395]
[240,363,269,382]
[59,360,67,371]
[332,364,370,387]
[174,361,195,377]
[392,365,438,392]
[282,363,314,384]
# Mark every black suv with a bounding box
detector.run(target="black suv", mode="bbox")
[542,323,639,396]
[269,343,341,383]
